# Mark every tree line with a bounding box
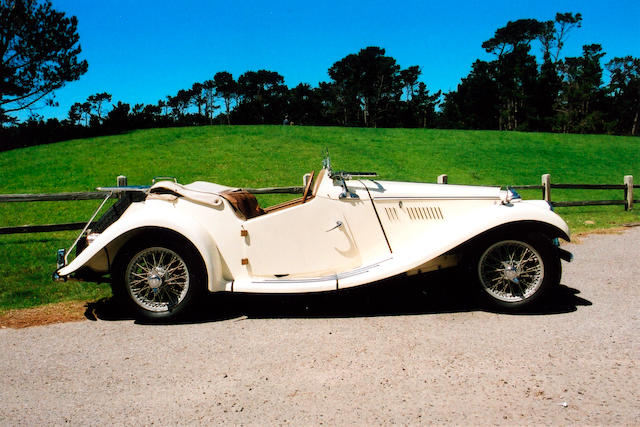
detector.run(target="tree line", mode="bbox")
[441,14,639,135]
[1,3,638,151]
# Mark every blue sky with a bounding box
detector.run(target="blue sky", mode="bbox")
[31,0,640,120]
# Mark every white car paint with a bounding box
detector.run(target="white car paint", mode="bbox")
[56,167,570,295]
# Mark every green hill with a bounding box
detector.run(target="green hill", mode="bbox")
[1,125,638,312]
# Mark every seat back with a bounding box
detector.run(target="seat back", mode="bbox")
[220,190,265,220]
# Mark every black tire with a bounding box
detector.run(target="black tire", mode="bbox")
[471,233,561,310]
[112,233,206,321]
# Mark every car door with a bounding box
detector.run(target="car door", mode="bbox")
[243,196,362,278]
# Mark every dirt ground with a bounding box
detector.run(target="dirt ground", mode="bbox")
[1,227,638,425]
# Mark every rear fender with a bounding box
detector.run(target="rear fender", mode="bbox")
[56,201,226,292]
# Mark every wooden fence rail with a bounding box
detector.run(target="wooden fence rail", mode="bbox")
[0,222,96,235]
[0,177,304,235]
[0,192,105,203]
[0,174,636,235]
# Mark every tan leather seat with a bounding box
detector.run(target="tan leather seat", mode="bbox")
[219,190,265,220]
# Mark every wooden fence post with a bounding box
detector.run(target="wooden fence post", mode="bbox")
[542,174,551,202]
[624,175,633,211]
[117,175,127,199]
[437,174,448,184]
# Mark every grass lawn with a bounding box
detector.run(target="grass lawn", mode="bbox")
[1,125,638,313]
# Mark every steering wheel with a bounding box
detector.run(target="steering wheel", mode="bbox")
[302,170,315,203]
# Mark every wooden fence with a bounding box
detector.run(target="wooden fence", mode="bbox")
[0,174,637,235]
[0,176,304,235]
[439,173,638,210]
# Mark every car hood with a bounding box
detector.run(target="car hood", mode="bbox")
[356,179,502,200]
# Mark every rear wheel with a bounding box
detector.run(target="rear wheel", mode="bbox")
[472,235,560,310]
[113,234,205,321]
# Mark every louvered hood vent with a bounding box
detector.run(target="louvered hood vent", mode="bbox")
[384,204,444,222]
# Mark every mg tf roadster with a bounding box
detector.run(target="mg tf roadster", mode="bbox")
[54,154,572,320]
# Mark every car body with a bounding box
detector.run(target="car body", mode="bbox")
[54,155,572,320]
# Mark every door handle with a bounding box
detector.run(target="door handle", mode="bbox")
[326,221,343,232]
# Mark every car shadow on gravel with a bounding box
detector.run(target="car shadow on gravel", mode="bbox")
[84,270,592,325]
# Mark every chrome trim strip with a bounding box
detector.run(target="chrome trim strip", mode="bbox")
[373,196,499,200]
[337,258,392,279]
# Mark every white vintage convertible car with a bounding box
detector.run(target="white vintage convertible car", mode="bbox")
[54,155,572,320]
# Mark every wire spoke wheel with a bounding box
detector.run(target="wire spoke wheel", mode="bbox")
[125,247,190,313]
[478,240,544,303]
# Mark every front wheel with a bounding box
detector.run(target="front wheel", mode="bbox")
[113,234,206,321]
[473,235,560,310]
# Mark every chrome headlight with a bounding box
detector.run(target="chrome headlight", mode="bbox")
[501,186,522,204]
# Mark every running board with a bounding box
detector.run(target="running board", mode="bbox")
[233,258,393,293]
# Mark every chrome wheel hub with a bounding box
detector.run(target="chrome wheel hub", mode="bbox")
[147,267,166,290]
[503,264,520,283]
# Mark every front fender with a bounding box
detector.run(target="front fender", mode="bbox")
[56,200,227,292]
[338,200,570,288]
[464,200,570,241]
[400,199,569,264]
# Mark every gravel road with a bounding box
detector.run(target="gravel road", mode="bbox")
[1,228,639,425]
